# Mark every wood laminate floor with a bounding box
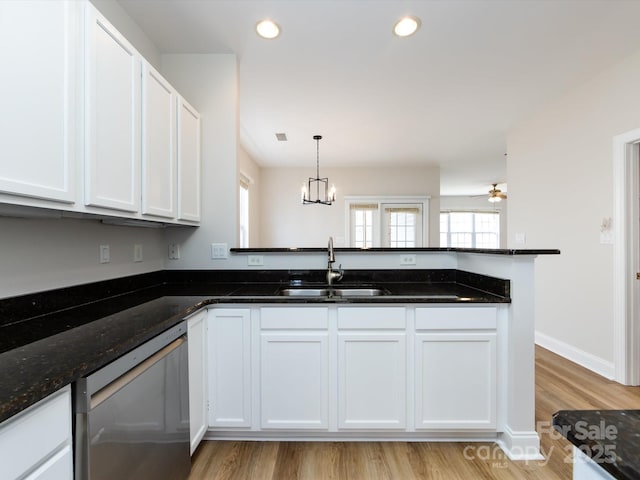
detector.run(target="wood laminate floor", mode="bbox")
[189,346,640,479]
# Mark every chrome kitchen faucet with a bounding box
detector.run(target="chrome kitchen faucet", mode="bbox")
[327,236,344,285]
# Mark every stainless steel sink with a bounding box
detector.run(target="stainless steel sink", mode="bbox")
[333,288,385,297]
[279,288,330,297]
[279,287,386,297]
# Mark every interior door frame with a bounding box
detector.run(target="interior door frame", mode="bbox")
[613,128,640,385]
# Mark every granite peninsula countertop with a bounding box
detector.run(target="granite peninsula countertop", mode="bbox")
[553,409,640,480]
[0,268,510,424]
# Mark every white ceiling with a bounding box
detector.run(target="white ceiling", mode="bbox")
[118,0,640,196]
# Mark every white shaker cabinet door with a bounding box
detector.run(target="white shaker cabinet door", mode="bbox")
[177,97,201,222]
[260,332,329,430]
[415,332,497,430]
[0,386,72,480]
[337,332,407,430]
[208,309,252,428]
[141,62,176,219]
[187,310,207,455]
[84,4,141,212]
[0,1,79,203]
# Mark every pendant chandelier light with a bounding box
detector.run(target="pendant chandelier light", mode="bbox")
[301,135,336,205]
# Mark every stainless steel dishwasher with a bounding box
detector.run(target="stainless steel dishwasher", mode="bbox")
[74,322,190,480]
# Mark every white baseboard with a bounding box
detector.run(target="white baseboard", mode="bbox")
[535,331,615,380]
[497,426,543,461]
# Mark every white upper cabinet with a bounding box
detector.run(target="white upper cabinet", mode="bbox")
[0,1,79,203]
[84,4,141,212]
[0,1,200,224]
[177,97,201,222]
[142,62,176,219]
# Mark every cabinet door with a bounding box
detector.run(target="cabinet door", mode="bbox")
[177,97,201,222]
[24,445,73,480]
[187,310,207,455]
[85,5,141,212]
[208,309,251,428]
[0,386,72,480]
[141,62,176,219]
[0,1,78,203]
[337,333,406,429]
[415,332,496,430]
[260,332,329,429]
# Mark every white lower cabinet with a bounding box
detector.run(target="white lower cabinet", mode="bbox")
[414,307,497,430]
[206,304,499,437]
[260,307,329,429]
[187,309,207,454]
[337,307,406,429]
[0,385,72,480]
[208,308,252,428]
[261,333,329,429]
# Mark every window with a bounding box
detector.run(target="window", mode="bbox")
[383,206,421,248]
[440,211,500,248]
[239,175,250,248]
[346,196,429,248]
[350,203,377,248]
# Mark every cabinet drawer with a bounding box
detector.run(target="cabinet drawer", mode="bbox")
[415,307,496,330]
[24,444,73,480]
[0,386,71,480]
[261,307,328,329]
[338,307,406,330]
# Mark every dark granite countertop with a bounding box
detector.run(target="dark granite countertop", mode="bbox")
[231,247,561,255]
[0,268,509,424]
[553,409,640,480]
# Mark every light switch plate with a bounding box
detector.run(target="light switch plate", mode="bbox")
[99,245,110,264]
[134,244,143,262]
[211,243,228,259]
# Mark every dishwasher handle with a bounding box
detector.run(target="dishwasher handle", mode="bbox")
[90,336,186,410]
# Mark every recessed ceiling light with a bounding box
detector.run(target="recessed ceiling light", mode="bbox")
[256,19,280,39]
[393,16,421,37]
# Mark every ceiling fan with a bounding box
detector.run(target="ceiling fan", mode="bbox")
[487,183,507,203]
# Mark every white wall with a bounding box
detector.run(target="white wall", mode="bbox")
[238,145,262,247]
[0,216,165,298]
[259,165,440,248]
[507,47,640,376]
[161,54,239,269]
[440,196,508,248]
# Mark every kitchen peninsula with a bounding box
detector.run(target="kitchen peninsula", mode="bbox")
[0,248,558,479]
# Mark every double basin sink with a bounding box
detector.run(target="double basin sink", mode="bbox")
[278,284,461,300]
[280,286,386,298]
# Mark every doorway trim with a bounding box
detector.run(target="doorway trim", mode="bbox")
[613,128,640,385]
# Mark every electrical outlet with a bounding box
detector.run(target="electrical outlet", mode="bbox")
[99,245,110,264]
[400,254,416,265]
[168,243,180,260]
[515,233,526,245]
[211,243,228,259]
[248,255,264,266]
[134,244,143,262]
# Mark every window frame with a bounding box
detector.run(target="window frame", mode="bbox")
[345,195,430,248]
[439,210,500,249]
[239,173,251,248]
